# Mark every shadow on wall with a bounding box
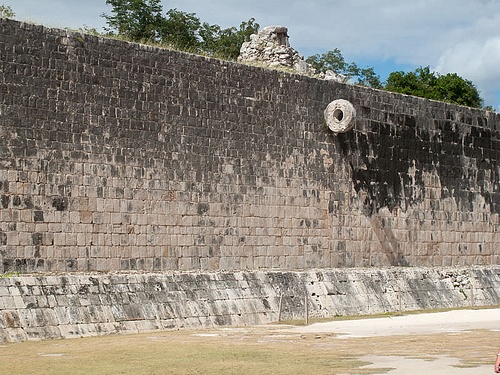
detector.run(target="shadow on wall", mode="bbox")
[332,107,500,266]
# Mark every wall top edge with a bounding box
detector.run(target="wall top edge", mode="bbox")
[1,17,498,119]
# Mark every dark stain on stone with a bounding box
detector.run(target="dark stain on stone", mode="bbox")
[340,114,500,216]
[197,203,209,215]
[52,196,68,211]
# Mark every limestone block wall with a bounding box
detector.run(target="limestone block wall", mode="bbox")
[1,266,500,342]
[1,19,500,273]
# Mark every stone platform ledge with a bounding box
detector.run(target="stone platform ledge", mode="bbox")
[1,266,499,342]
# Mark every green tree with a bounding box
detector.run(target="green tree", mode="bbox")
[385,66,483,108]
[102,1,258,60]
[355,67,382,89]
[434,73,483,108]
[385,66,436,98]
[306,49,347,76]
[306,49,382,88]
[199,18,259,60]
[102,0,164,42]
[159,8,201,50]
[0,4,15,18]
[237,18,260,45]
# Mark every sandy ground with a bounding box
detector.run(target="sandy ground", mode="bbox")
[292,308,500,374]
[2,308,499,374]
[355,355,492,374]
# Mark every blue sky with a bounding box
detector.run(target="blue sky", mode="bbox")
[10,0,500,110]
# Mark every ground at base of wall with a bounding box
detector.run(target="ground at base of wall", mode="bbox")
[1,308,498,375]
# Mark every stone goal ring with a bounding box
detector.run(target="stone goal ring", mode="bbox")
[324,99,356,133]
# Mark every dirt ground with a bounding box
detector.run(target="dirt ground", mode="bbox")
[291,308,500,374]
[1,308,499,374]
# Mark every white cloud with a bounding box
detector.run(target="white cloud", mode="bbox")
[432,8,500,108]
[435,37,500,105]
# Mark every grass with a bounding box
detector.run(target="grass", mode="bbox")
[0,271,20,278]
[0,329,368,375]
[1,311,499,375]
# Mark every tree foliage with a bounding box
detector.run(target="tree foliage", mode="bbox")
[198,18,259,59]
[160,8,201,50]
[0,4,15,18]
[306,49,483,107]
[306,49,383,89]
[102,0,258,60]
[385,66,483,108]
[102,0,164,42]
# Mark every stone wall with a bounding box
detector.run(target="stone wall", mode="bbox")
[1,19,500,273]
[1,266,500,342]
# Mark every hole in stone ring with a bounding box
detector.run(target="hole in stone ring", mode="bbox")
[333,109,344,121]
[324,99,356,133]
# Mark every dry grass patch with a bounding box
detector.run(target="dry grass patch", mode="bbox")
[0,324,499,374]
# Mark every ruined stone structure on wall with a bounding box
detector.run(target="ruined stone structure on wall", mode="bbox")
[1,19,500,274]
[238,25,314,75]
